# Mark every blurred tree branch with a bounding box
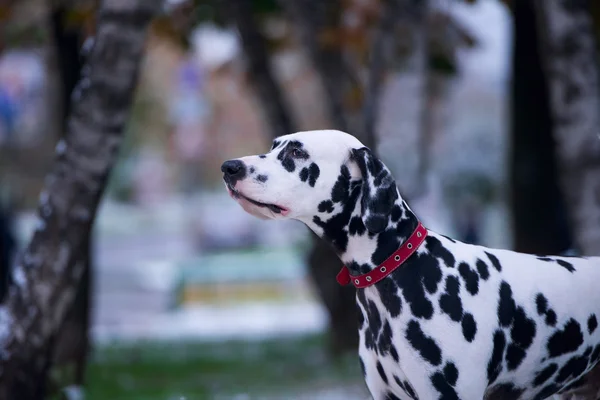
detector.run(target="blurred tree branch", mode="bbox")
[225,0,297,138]
[363,0,403,144]
[0,0,160,398]
[278,0,374,147]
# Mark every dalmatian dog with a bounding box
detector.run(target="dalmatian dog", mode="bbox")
[221,129,600,400]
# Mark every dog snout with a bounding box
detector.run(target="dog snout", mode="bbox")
[221,159,247,185]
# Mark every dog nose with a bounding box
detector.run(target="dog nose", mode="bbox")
[221,160,246,182]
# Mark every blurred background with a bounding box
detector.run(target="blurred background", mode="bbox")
[0,0,598,399]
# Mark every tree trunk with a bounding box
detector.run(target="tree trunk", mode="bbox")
[49,5,93,395]
[225,0,296,139]
[0,0,160,398]
[510,0,573,255]
[534,0,600,256]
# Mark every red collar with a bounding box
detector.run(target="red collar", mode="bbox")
[336,222,427,289]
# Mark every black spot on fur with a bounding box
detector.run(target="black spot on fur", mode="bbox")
[312,166,360,253]
[352,148,399,233]
[510,306,537,353]
[555,353,589,384]
[357,302,365,329]
[367,300,383,339]
[458,262,479,295]
[486,383,525,400]
[588,314,598,334]
[372,228,402,265]
[249,166,255,173]
[535,293,557,327]
[377,361,389,384]
[536,294,548,315]
[390,345,399,362]
[487,330,506,384]
[556,259,575,272]
[420,252,443,295]
[461,313,477,342]
[545,310,557,327]
[377,320,394,357]
[443,362,458,386]
[535,384,560,400]
[486,252,502,271]
[404,381,418,400]
[498,281,515,327]
[390,205,403,222]
[393,375,403,388]
[427,236,456,268]
[348,261,371,275]
[331,166,351,203]
[406,320,442,366]
[390,236,445,320]
[318,200,334,213]
[439,276,463,322]
[533,363,558,386]
[505,344,526,371]
[258,154,266,159]
[385,393,401,400]
[476,259,490,280]
[348,216,366,236]
[538,257,575,272]
[277,148,296,172]
[256,174,268,183]
[547,319,584,358]
[299,162,320,187]
[431,372,459,400]
[376,279,402,318]
[271,140,281,149]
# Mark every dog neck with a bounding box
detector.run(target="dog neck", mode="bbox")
[304,185,419,275]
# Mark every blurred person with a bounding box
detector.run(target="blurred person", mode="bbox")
[0,85,17,145]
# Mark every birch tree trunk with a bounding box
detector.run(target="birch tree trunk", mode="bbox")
[49,6,92,394]
[534,0,600,256]
[0,0,160,398]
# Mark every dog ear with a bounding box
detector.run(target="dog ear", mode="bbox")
[351,147,398,233]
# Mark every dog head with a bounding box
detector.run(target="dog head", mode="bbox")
[221,130,398,236]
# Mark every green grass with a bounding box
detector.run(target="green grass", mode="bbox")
[86,334,362,400]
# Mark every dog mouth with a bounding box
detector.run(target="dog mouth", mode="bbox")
[226,183,287,215]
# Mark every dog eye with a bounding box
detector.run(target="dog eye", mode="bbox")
[291,148,307,159]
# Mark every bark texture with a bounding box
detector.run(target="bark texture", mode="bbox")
[49,5,93,393]
[0,0,160,398]
[534,0,600,255]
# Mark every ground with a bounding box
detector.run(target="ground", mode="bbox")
[86,333,368,400]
